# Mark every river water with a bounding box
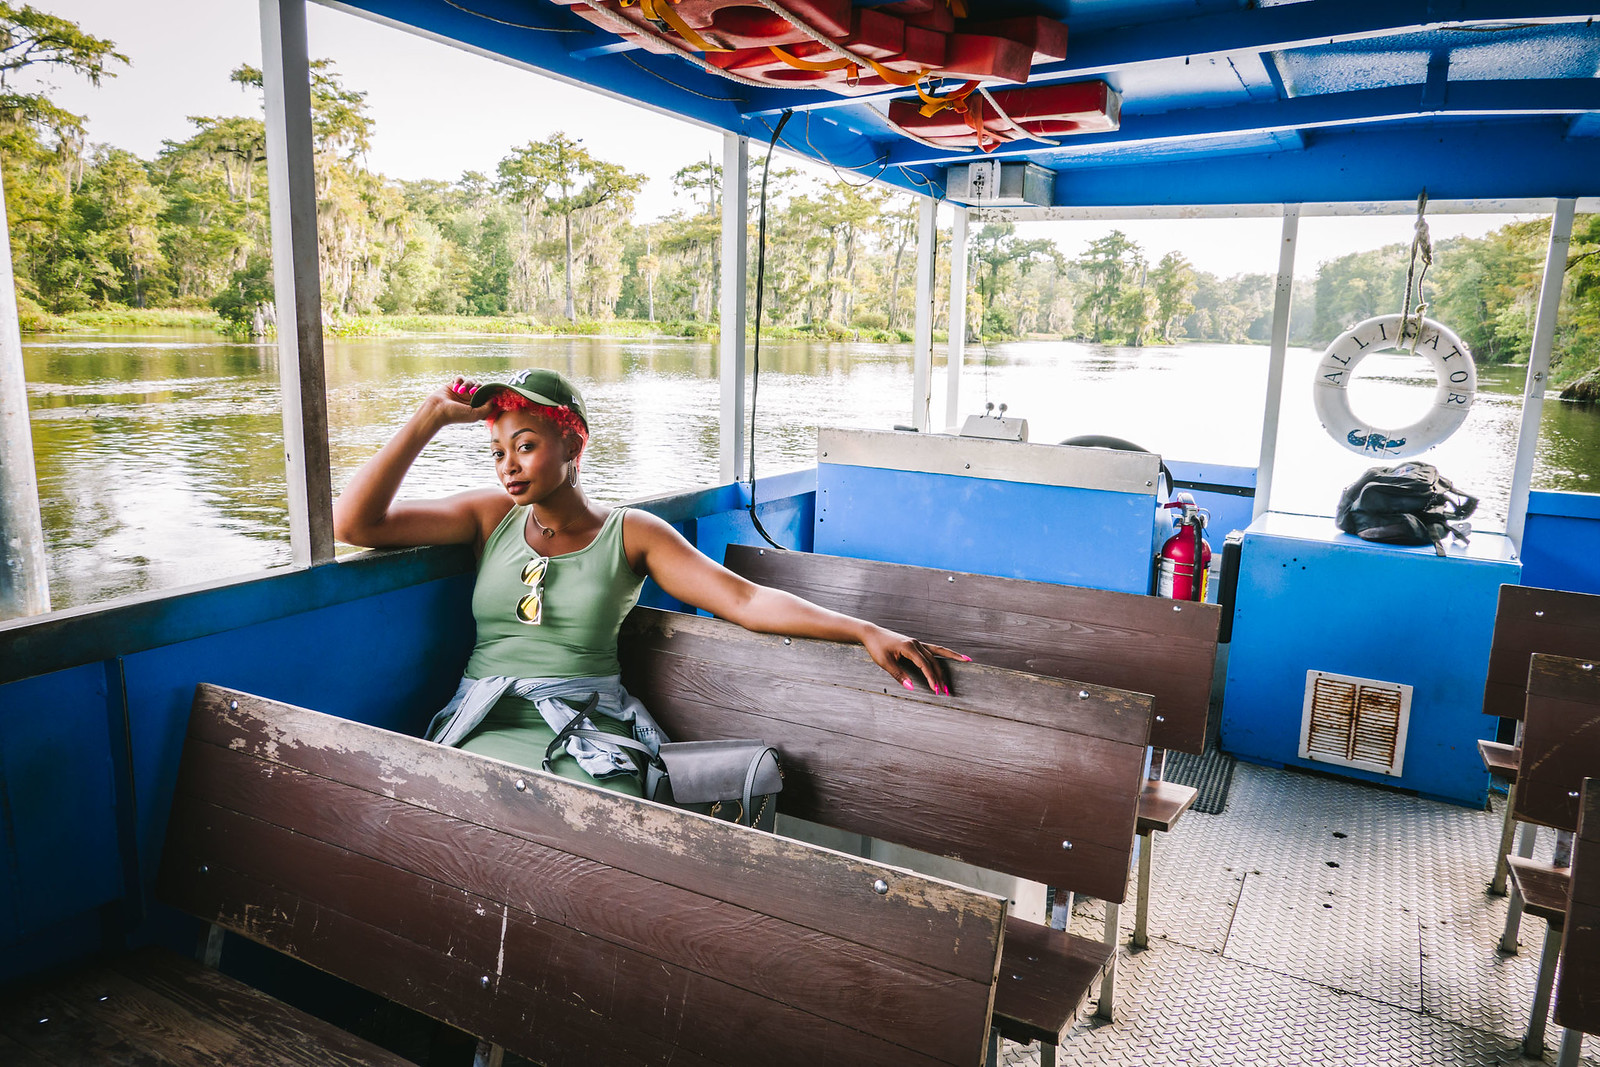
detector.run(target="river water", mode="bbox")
[20,328,1600,612]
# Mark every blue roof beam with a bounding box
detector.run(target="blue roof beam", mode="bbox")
[886,79,1600,168]
[1031,120,1600,206]
[740,0,1600,117]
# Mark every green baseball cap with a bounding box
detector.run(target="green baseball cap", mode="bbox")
[470,368,588,431]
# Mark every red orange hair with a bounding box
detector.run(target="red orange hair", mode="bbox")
[486,392,589,454]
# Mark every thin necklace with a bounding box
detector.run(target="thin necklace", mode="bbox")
[528,507,580,540]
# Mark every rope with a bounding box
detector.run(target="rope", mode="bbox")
[803,111,889,186]
[882,112,974,153]
[751,0,935,90]
[573,0,771,87]
[440,0,587,32]
[976,85,1061,147]
[746,111,795,551]
[624,0,728,53]
[1400,189,1433,354]
[619,52,742,101]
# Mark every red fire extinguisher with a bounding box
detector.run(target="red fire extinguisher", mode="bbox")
[1157,494,1212,602]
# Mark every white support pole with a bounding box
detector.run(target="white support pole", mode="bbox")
[0,170,49,619]
[912,195,938,432]
[945,206,969,433]
[1254,205,1300,520]
[1505,198,1576,550]
[719,132,749,485]
[261,0,334,566]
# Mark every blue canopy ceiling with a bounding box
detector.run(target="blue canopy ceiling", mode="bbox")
[321,0,1600,205]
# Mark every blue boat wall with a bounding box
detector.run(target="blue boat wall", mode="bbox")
[0,474,817,983]
[814,428,1168,594]
[1522,490,1600,595]
[2,446,1598,982]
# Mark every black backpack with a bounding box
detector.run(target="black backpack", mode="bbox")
[1335,463,1478,556]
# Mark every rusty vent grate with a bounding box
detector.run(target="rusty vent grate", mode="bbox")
[1299,671,1411,777]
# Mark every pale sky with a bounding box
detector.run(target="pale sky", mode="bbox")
[28,1,1526,278]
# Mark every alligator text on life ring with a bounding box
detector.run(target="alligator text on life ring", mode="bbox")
[1312,314,1477,459]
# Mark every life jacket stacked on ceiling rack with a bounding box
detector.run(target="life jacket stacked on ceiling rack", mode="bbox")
[552,1,1071,96]
[702,6,947,93]
[551,1,1113,149]
[705,9,1067,93]
[547,0,855,55]
[886,79,1121,150]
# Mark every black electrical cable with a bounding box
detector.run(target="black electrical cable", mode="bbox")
[745,109,794,551]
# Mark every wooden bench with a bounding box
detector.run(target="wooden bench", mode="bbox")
[1497,654,1600,1057]
[0,945,413,1066]
[5,681,1010,1066]
[1554,777,1598,1067]
[1478,585,1600,894]
[725,545,1221,955]
[618,606,1154,1065]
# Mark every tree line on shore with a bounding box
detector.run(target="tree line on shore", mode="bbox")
[2,7,1598,384]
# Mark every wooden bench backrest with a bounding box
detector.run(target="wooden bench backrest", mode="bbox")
[725,545,1219,754]
[158,684,1007,1067]
[1514,654,1600,832]
[619,607,1153,902]
[1556,777,1599,1036]
[1483,585,1600,721]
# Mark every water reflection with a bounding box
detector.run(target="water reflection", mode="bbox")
[22,329,1600,611]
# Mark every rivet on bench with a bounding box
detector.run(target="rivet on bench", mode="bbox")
[37,1016,48,1025]
[1078,691,1089,700]
[1536,610,1545,616]
[98,995,109,1002]
[481,975,490,989]
[199,865,209,874]
[515,779,527,791]
[229,700,238,710]
[1062,841,1073,850]
[947,576,954,582]
[1572,791,1581,798]
[783,638,792,645]
[1155,715,1165,723]
[1173,605,1182,612]
[1584,664,1594,671]
[873,879,888,895]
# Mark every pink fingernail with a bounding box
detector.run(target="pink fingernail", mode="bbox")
[958,654,972,662]
[902,679,915,691]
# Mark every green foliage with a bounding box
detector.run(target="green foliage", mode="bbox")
[0,3,127,136]
[209,254,273,334]
[6,8,1597,375]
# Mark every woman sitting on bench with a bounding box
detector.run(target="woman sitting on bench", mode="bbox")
[333,368,959,795]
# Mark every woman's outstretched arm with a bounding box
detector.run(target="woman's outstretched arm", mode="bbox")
[624,510,962,693]
[333,378,508,550]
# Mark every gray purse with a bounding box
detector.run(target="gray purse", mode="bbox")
[543,700,782,830]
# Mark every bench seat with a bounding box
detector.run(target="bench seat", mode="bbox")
[991,918,1115,1048]
[1137,780,1198,835]
[1508,859,1572,926]
[1478,739,1520,782]
[0,946,410,1066]
[1481,586,1600,894]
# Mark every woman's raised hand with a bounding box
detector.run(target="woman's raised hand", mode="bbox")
[425,377,490,426]
[860,625,967,696]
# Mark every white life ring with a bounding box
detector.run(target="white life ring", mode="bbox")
[1312,313,1477,459]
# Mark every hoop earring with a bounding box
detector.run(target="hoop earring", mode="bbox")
[569,460,579,487]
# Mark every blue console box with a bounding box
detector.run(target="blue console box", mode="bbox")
[1222,511,1521,806]
[812,428,1166,594]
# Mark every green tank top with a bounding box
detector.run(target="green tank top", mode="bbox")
[465,507,645,680]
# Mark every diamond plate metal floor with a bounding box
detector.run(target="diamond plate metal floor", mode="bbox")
[996,762,1596,1066]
